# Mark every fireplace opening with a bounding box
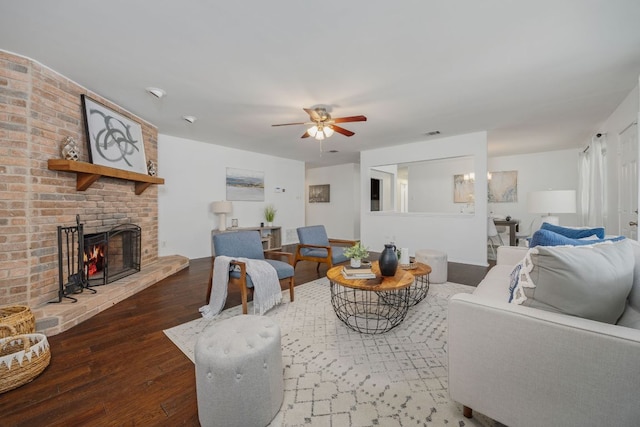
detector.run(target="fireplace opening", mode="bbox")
[84,232,107,283]
[55,217,142,303]
[84,224,141,286]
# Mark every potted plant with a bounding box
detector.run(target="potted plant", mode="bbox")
[264,204,276,226]
[343,242,369,268]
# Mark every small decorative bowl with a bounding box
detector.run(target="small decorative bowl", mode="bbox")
[400,262,418,270]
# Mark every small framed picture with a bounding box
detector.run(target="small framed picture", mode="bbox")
[309,184,330,203]
[231,218,238,228]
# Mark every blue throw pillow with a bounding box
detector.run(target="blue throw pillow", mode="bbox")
[540,223,605,239]
[530,229,625,248]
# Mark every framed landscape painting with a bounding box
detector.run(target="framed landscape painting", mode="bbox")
[488,170,518,202]
[226,168,265,201]
[81,95,147,174]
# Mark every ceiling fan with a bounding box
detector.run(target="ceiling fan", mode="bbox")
[272,107,367,140]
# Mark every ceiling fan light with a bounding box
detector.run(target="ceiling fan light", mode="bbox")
[307,125,318,137]
[323,126,334,138]
[146,87,166,99]
[315,131,325,141]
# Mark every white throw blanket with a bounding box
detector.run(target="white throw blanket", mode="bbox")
[199,255,282,319]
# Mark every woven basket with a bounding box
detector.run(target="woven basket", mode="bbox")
[0,306,35,337]
[0,325,51,394]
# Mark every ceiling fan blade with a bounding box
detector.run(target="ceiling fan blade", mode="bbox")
[333,115,367,124]
[304,108,322,122]
[301,131,310,138]
[272,122,307,127]
[331,125,355,137]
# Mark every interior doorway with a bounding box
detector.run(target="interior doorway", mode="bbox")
[371,178,381,211]
[619,121,639,240]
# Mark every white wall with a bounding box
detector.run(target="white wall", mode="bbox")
[488,149,580,233]
[361,131,488,266]
[305,163,360,240]
[597,84,639,234]
[158,134,305,259]
[408,156,475,213]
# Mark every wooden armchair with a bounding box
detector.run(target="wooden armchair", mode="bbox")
[294,225,359,272]
[207,230,294,314]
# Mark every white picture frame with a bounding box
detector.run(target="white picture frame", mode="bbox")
[453,174,474,203]
[488,170,518,202]
[81,95,147,174]
[226,168,265,201]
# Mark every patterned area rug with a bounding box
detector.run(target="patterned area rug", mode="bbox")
[164,279,498,426]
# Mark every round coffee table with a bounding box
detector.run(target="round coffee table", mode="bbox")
[327,261,414,334]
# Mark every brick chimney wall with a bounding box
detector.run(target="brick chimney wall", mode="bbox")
[0,51,160,308]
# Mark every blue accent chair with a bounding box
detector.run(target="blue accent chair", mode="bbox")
[294,225,358,272]
[207,230,294,314]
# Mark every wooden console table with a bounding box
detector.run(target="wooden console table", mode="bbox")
[493,219,520,246]
[211,226,282,256]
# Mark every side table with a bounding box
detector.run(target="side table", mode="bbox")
[405,262,431,305]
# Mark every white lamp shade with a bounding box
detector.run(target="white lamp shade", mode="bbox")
[323,126,334,138]
[527,190,576,214]
[212,200,232,214]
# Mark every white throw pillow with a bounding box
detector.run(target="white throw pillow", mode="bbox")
[509,239,634,324]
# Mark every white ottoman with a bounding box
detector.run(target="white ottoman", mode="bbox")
[195,315,284,427]
[415,249,448,284]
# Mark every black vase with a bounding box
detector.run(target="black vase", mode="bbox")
[379,244,398,277]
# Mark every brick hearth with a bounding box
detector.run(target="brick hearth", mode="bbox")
[33,255,188,336]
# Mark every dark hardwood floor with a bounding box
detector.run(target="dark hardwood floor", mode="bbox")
[1,250,490,426]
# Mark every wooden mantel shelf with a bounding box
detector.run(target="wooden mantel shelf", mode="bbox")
[48,159,165,195]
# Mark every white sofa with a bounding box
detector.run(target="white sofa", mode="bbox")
[448,244,640,427]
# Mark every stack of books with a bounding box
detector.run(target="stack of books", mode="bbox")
[341,266,376,279]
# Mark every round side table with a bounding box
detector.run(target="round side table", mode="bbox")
[405,262,431,305]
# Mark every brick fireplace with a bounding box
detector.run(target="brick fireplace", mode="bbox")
[0,50,187,334]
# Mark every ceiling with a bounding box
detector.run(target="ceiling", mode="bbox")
[2,1,640,168]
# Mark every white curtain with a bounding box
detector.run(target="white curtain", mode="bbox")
[578,134,607,226]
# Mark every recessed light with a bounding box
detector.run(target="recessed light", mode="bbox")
[146,87,166,99]
[424,130,441,136]
[183,115,197,124]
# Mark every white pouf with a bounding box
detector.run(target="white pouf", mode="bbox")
[415,249,448,284]
[195,315,284,427]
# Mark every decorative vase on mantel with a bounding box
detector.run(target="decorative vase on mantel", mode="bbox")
[147,160,157,176]
[379,243,398,277]
[61,136,79,161]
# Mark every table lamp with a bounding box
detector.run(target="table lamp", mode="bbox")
[527,190,576,225]
[212,201,233,231]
